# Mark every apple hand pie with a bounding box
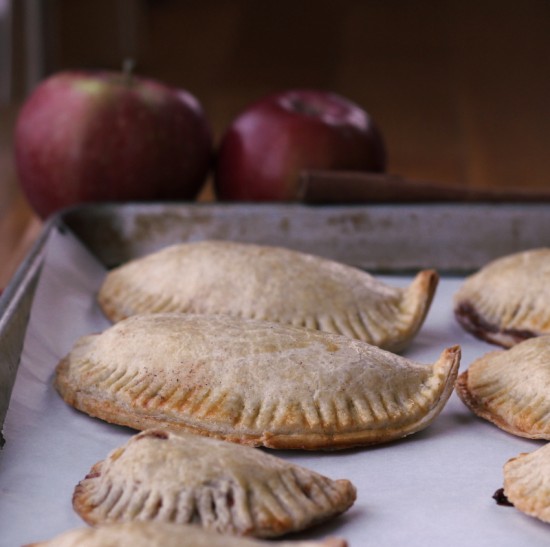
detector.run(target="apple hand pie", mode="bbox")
[97,240,438,352]
[71,429,356,538]
[454,248,550,347]
[499,442,550,524]
[24,521,348,547]
[55,313,460,450]
[455,336,550,440]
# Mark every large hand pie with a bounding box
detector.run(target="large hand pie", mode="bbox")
[454,248,550,347]
[499,442,550,524]
[55,313,460,450]
[25,521,347,546]
[455,336,550,440]
[97,240,438,352]
[72,429,356,538]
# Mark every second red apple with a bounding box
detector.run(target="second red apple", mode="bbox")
[214,89,387,201]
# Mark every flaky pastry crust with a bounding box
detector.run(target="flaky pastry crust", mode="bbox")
[55,313,460,450]
[25,520,348,547]
[454,248,550,347]
[98,240,438,352]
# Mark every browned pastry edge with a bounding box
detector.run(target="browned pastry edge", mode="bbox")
[55,346,460,451]
[24,542,348,547]
[417,269,439,314]
[25,528,348,547]
[98,291,127,323]
[72,461,354,537]
[397,268,438,352]
[71,432,356,538]
[98,264,439,354]
[502,449,550,524]
[73,461,103,526]
[455,370,549,440]
[454,301,535,348]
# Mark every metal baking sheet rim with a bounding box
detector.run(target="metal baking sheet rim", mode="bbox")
[1,201,550,439]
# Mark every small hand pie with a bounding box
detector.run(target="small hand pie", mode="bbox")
[72,429,356,538]
[25,521,347,547]
[501,442,550,524]
[97,240,438,352]
[455,336,550,440]
[55,313,460,450]
[454,248,550,347]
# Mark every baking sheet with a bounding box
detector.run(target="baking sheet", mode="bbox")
[0,225,547,546]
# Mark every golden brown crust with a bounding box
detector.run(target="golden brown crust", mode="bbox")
[503,443,550,524]
[455,369,526,436]
[454,248,550,347]
[97,240,438,352]
[71,430,356,538]
[455,337,550,440]
[55,314,460,450]
[24,521,348,546]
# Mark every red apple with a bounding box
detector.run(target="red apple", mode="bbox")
[214,89,386,201]
[14,70,213,218]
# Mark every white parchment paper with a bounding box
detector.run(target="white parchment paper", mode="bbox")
[0,226,547,546]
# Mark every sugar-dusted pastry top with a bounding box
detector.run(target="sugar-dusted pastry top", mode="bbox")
[454,248,550,347]
[455,336,550,440]
[71,429,355,537]
[25,521,347,547]
[502,442,550,524]
[55,313,460,450]
[98,240,438,352]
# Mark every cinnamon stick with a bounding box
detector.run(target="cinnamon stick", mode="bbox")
[298,170,550,204]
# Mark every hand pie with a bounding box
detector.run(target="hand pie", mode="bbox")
[55,313,460,450]
[97,240,438,352]
[500,442,550,524]
[454,248,550,347]
[24,521,347,547]
[455,336,550,440]
[72,429,356,538]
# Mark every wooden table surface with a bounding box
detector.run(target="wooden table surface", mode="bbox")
[0,184,42,291]
[1,0,549,291]
[0,105,43,291]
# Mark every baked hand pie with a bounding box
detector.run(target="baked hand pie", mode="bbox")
[25,521,347,546]
[454,248,550,347]
[71,429,356,538]
[499,442,550,524]
[55,313,460,450]
[97,240,438,352]
[455,336,550,440]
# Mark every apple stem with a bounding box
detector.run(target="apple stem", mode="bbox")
[287,98,322,117]
[122,58,136,86]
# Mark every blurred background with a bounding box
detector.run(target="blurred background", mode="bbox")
[1,0,549,286]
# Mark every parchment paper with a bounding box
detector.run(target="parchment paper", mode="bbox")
[0,226,547,546]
